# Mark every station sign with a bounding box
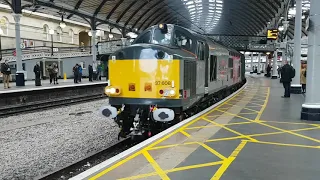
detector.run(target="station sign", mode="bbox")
[267,29,279,40]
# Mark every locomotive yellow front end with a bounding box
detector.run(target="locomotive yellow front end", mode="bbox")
[100,24,195,139]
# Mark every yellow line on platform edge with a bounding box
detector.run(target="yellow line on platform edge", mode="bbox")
[89,85,247,179]
[211,140,248,180]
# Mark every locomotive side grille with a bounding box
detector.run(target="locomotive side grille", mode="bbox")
[184,60,197,97]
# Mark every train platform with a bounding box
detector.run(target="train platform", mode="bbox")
[72,74,320,180]
[0,79,107,94]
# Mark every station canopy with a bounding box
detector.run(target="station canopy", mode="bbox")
[0,0,311,38]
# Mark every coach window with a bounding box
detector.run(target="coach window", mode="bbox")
[197,41,205,60]
[135,31,151,44]
[173,30,193,52]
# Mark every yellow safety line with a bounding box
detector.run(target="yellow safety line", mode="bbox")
[255,87,270,121]
[142,150,170,180]
[185,125,217,130]
[238,112,258,115]
[118,161,224,180]
[203,118,258,142]
[149,142,197,151]
[249,140,320,149]
[247,101,264,106]
[211,140,248,180]
[198,142,227,160]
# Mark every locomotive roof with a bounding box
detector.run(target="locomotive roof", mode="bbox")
[147,24,240,55]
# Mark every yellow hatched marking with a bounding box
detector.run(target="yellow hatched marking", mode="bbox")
[89,86,247,179]
[238,112,258,115]
[149,142,197,151]
[225,102,260,113]
[223,122,253,126]
[247,101,264,106]
[211,140,248,180]
[255,87,270,121]
[249,141,320,149]
[142,150,170,180]
[185,125,217,130]
[180,130,191,137]
[198,142,227,160]
[118,161,224,180]
[203,118,258,142]
[260,120,320,127]
[216,108,320,144]
[205,136,245,143]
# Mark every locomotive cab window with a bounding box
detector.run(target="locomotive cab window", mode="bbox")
[152,25,173,45]
[173,30,193,52]
[135,31,151,44]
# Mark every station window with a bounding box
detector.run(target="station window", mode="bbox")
[210,55,217,81]
[135,31,151,44]
[173,30,193,52]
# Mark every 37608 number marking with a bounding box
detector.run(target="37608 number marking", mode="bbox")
[155,81,171,85]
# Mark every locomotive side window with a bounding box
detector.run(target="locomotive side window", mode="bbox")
[135,31,151,44]
[197,41,205,60]
[210,55,217,81]
[173,30,193,52]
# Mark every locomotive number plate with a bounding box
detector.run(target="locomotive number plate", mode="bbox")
[155,81,171,85]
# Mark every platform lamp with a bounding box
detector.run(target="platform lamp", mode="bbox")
[88,30,92,54]
[49,29,54,56]
[0,28,3,61]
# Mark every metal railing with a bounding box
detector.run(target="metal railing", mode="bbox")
[1,46,92,62]
[97,39,134,55]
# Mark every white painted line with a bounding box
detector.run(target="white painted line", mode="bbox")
[69,82,247,180]
[0,82,108,94]
[302,103,320,109]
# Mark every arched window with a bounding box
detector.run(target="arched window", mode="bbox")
[0,16,9,36]
[69,29,74,43]
[43,24,49,40]
[56,27,62,42]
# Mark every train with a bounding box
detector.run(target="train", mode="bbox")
[100,24,246,139]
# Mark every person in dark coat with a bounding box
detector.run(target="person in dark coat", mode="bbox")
[88,64,93,82]
[73,64,79,83]
[1,60,11,89]
[280,61,295,98]
[33,62,41,86]
[47,64,54,84]
[78,64,83,82]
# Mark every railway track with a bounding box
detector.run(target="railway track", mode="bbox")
[38,137,138,180]
[0,94,107,117]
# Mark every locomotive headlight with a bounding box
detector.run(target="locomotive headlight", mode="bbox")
[169,90,175,95]
[110,88,116,94]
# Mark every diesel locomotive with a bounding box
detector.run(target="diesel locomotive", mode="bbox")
[100,24,246,139]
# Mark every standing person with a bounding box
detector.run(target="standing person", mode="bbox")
[73,64,79,83]
[88,64,93,82]
[78,64,83,82]
[53,63,59,84]
[97,64,102,80]
[301,63,307,93]
[1,60,11,89]
[280,61,295,98]
[47,64,54,84]
[277,65,282,78]
[33,62,41,86]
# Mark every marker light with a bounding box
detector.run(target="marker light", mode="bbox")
[110,88,116,94]
[170,90,175,95]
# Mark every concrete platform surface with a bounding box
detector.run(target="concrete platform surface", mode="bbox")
[74,75,320,180]
[0,78,108,94]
